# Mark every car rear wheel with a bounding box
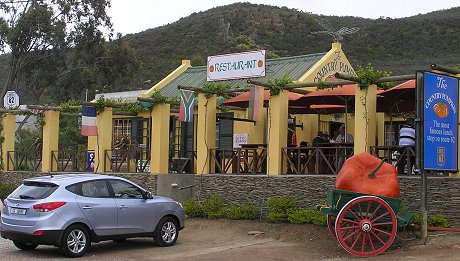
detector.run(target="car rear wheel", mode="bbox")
[154,217,179,247]
[60,224,91,258]
[13,241,38,250]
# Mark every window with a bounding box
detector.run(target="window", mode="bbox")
[10,182,58,200]
[76,180,110,198]
[113,118,132,143]
[109,180,143,199]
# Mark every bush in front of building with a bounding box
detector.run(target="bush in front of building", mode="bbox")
[412,213,451,228]
[267,196,297,223]
[182,198,205,218]
[202,195,226,219]
[226,204,256,220]
[287,208,326,225]
[0,183,17,200]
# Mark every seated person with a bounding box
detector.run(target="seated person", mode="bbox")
[312,131,328,146]
[335,124,353,171]
[335,124,354,143]
[310,131,329,174]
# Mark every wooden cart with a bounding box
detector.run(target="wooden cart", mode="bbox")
[318,189,414,257]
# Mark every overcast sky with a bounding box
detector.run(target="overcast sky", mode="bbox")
[109,0,460,36]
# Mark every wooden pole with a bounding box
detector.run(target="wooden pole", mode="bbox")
[431,64,460,75]
[177,85,206,93]
[374,74,415,84]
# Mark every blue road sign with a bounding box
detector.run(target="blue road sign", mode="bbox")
[423,72,459,170]
[87,152,95,172]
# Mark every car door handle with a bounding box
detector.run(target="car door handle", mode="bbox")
[82,206,92,210]
[119,205,127,209]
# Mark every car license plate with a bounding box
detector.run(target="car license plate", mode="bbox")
[10,207,27,215]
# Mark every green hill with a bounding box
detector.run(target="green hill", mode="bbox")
[1,3,460,103]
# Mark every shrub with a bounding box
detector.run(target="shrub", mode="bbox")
[412,212,450,228]
[182,198,205,218]
[0,183,17,200]
[202,195,226,219]
[267,196,297,223]
[288,208,327,225]
[428,215,450,228]
[287,208,309,224]
[227,204,256,220]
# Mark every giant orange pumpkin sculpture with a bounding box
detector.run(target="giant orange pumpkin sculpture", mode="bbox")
[335,152,400,198]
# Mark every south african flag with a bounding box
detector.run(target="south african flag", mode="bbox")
[179,89,196,122]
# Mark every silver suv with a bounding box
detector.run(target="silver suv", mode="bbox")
[1,174,185,257]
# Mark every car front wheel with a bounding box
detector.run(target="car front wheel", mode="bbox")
[60,224,91,257]
[154,217,179,247]
[13,241,38,250]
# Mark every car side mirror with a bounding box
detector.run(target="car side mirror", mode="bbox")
[144,191,152,199]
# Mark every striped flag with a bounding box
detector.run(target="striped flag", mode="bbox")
[179,89,196,122]
[81,105,97,136]
[248,85,263,121]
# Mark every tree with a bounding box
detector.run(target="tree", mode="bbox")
[0,0,113,102]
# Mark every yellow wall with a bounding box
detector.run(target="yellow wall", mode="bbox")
[150,104,170,174]
[267,90,288,175]
[41,111,60,172]
[196,94,216,174]
[1,115,15,171]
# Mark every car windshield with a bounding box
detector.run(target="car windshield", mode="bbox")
[10,181,58,200]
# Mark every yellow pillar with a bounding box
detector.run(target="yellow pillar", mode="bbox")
[354,84,377,154]
[41,110,60,172]
[150,103,170,174]
[196,94,216,174]
[94,108,112,172]
[267,90,288,175]
[376,113,385,157]
[248,90,266,144]
[306,114,318,143]
[1,114,16,171]
[376,113,385,146]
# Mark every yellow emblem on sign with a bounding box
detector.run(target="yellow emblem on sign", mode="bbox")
[437,147,445,166]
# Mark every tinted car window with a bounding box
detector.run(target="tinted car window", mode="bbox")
[109,180,144,199]
[81,180,110,198]
[10,182,58,199]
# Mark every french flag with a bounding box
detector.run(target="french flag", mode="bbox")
[81,106,97,136]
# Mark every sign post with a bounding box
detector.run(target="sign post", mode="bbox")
[3,90,19,109]
[417,71,459,242]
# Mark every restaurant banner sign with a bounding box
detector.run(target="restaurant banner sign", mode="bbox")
[207,50,265,81]
[422,72,459,171]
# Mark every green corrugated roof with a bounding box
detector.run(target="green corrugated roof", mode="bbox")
[159,52,327,98]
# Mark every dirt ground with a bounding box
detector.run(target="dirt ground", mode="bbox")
[1,218,459,260]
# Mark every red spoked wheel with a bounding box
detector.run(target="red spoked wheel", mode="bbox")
[335,196,397,257]
[327,215,337,238]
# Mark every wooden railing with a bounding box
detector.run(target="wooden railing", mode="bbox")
[281,144,354,175]
[209,147,267,174]
[169,151,197,174]
[51,150,95,172]
[104,149,150,173]
[370,145,416,175]
[7,150,42,171]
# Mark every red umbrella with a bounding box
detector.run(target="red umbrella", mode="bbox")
[292,84,358,142]
[379,79,415,101]
[222,90,302,108]
[378,80,416,145]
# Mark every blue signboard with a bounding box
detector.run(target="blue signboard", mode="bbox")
[423,72,459,170]
[87,152,95,172]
